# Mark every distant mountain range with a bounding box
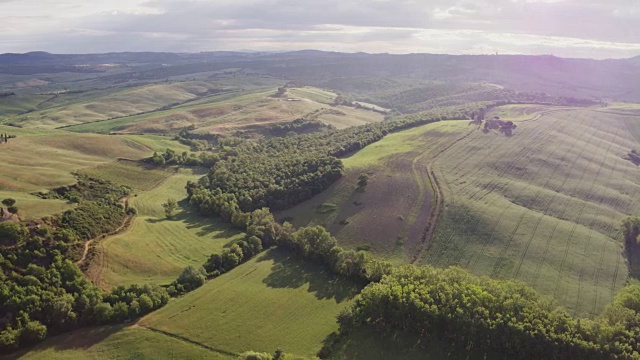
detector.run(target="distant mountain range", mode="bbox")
[2,50,640,102]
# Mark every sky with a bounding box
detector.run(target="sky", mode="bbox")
[1,0,640,59]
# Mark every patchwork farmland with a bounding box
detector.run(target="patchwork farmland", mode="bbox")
[283,106,640,316]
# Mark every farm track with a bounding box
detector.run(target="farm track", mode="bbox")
[76,201,133,267]
[410,128,477,264]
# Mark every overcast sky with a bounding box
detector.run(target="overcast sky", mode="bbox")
[1,0,640,59]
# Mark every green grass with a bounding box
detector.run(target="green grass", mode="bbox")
[13,325,232,360]
[140,249,360,358]
[485,104,570,121]
[423,108,637,317]
[88,169,245,289]
[0,190,72,220]
[9,81,224,129]
[79,160,175,191]
[281,105,640,317]
[0,94,53,118]
[0,126,188,192]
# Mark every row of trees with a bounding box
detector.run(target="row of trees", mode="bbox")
[0,133,16,144]
[186,186,393,286]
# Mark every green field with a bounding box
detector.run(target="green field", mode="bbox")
[79,160,176,191]
[0,125,189,192]
[87,168,246,289]
[139,249,360,358]
[0,190,72,220]
[12,325,232,360]
[8,81,224,129]
[281,106,640,317]
[63,87,384,135]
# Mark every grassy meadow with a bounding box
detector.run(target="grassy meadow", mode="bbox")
[0,125,189,192]
[0,190,72,220]
[281,105,640,317]
[139,249,360,358]
[87,168,246,289]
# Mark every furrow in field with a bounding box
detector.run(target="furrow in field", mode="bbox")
[567,118,622,315]
[463,114,590,272]
[513,114,614,283]
[552,127,619,313]
[428,114,573,267]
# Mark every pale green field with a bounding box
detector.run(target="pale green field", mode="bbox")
[281,106,640,317]
[88,169,245,289]
[0,190,72,220]
[140,249,360,358]
[424,108,639,317]
[486,104,572,121]
[79,160,175,191]
[13,325,232,360]
[0,125,189,192]
[288,87,337,104]
[353,101,390,112]
[64,87,383,134]
[10,81,223,129]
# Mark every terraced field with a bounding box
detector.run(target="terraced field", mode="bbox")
[87,168,246,289]
[282,105,640,316]
[139,249,360,358]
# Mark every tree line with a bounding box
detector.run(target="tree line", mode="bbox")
[334,264,640,359]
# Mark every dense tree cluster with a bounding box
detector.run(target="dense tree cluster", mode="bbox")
[269,119,330,137]
[189,103,483,213]
[0,176,169,353]
[336,265,640,360]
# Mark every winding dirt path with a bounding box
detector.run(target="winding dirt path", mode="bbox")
[410,129,476,264]
[75,197,132,268]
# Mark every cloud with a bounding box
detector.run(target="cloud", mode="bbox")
[0,0,639,58]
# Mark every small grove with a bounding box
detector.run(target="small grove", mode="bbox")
[0,177,167,352]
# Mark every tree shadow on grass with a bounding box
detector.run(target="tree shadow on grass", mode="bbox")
[258,250,361,303]
[321,325,497,360]
[144,202,241,239]
[6,325,127,359]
